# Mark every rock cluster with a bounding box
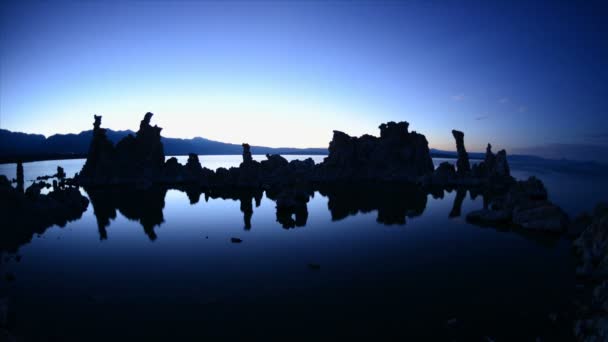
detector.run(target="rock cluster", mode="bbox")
[319,121,434,182]
[78,113,166,185]
[471,143,511,180]
[424,131,511,188]
[72,112,576,235]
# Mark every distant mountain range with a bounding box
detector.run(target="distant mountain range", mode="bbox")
[0,128,328,163]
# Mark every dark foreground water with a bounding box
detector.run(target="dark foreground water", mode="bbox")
[1,155,607,341]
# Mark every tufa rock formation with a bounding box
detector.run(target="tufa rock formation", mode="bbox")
[321,121,434,182]
[471,143,511,180]
[451,130,471,176]
[242,143,253,165]
[16,160,24,193]
[79,113,166,185]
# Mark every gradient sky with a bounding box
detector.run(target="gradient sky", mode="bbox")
[1,0,607,159]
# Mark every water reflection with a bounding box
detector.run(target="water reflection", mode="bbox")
[1,180,561,252]
[82,183,439,240]
[318,183,427,225]
[86,186,167,240]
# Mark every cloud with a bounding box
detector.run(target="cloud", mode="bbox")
[517,106,528,113]
[451,94,465,101]
[499,97,509,104]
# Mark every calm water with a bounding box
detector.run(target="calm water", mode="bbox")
[1,155,606,340]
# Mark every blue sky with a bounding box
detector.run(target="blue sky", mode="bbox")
[1,0,607,159]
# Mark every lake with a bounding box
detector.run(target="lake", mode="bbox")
[1,155,606,340]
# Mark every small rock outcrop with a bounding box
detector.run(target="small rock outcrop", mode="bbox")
[321,121,434,181]
[242,143,253,165]
[471,143,511,180]
[16,160,24,193]
[451,130,471,176]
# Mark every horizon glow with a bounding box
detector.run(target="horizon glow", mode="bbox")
[1,1,607,157]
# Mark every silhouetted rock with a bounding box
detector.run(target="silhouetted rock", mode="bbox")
[484,143,496,171]
[79,115,116,183]
[494,150,510,177]
[424,162,457,186]
[242,143,253,165]
[16,161,24,193]
[320,121,434,182]
[79,113,166,186]
[56,166,66,180]
[471,144,511,181]
[452,130,471,176]
[25,181,50,199]
[184,153,204,180]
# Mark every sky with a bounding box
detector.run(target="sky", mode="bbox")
[1,0,607,160]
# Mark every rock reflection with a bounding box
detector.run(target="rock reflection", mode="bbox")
[449,188,467,218]
[85,186,167,240]
[204,187,263,230]
[80,182,435,240]
[318,183,427,225]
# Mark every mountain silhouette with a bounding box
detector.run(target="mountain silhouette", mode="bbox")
[0,128,327,162]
